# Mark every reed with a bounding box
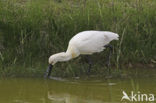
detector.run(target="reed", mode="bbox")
[0,0,155,77]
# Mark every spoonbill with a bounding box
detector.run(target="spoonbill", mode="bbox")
[45,30,119,78]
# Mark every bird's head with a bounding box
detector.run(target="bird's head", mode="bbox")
[48,55,57,65]
[45,53,61,78]
[45,52,71,78]
[48,52,66,65]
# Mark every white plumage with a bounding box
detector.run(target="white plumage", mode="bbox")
[49,30,119,65]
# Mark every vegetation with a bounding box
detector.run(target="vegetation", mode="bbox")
[0,0,156,77]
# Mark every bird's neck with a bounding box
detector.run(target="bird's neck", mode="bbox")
[66,45,80,58]
[58,52,72,62]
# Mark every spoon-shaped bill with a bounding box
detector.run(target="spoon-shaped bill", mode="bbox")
[44,64,53,78]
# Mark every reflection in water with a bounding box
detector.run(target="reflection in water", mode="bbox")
[44,78,112,103]
[47,91,106,103]
[0,77,156,103]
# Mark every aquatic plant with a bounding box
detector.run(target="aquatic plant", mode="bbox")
[0,0,155,77]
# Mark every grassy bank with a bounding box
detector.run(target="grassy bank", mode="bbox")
[0,0,156,77]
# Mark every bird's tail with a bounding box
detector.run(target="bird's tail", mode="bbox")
[104,31,119,41]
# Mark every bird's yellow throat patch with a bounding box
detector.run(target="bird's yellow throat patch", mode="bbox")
[67,45,78,58]
[71,51,77,58]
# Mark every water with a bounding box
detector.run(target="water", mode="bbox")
[0,77,156,103]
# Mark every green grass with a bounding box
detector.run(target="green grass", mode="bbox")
[0,0,156,77]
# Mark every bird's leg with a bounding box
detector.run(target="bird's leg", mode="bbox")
[85,55,92,74]
[104,44,113,68]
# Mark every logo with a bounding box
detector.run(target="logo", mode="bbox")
[121,91,155,102]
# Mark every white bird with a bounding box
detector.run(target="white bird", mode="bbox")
[45,30,119,78]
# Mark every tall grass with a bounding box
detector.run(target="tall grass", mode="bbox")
[0,0,156,77]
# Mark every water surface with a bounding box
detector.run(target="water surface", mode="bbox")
[0,77,156,103]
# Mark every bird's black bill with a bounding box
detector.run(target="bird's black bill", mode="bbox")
[44,64,53,78]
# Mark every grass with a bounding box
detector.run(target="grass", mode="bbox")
[0,0,156,77]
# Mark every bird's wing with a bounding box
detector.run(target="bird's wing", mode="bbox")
[70,31,108,54]
[69,31,119,54]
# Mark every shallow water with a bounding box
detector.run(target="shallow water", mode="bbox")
[0,77,156,103]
